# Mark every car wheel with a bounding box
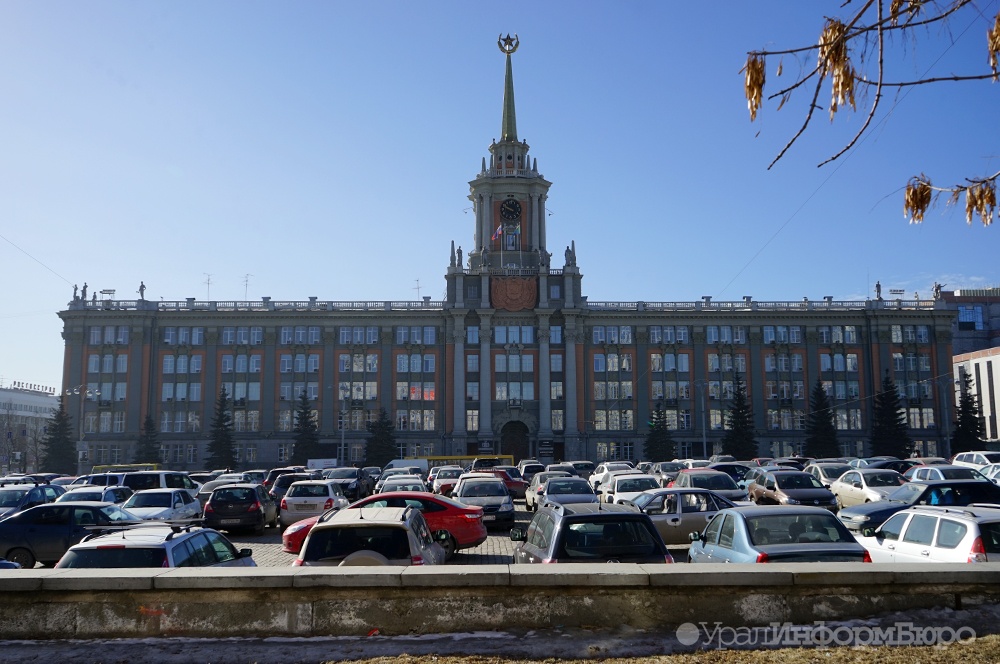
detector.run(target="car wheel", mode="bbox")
[6,548,35,569]
[441,534,457,561]
[835,495,844,510]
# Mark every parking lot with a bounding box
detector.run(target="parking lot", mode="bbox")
[227,501,532,566]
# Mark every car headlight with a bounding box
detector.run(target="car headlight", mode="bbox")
[499,501,514,512]
[284,521,310,535]
[842,514,870,522]
[348,481,357,489]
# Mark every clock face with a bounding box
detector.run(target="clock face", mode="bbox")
[500,199,522,220]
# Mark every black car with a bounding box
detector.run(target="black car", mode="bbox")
[268,472,319,502]
[0,482,66,520]
[322,467,374,501]
[262,466,307,492]
[509,502,673,564]
[838,479,1000,531]
[0,501,141,568]
[203,483,278,535]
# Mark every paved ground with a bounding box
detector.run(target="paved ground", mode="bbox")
[228,501,532,566]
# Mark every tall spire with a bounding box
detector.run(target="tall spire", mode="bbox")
[498,34,519,142]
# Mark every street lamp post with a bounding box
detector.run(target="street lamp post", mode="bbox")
[694,380,708,459]
[65,384,100,470]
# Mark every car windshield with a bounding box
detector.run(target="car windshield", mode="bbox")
[0,489,28,507]
[746,514,854,546]
[302,526,410,562]
[572,462,596,472]
[547,480,592,495]
[617,477,659,493]
[821,465,852,479]
[865,472,905,487]
[126,493,172,508]
[384,482,424,492]
[691,474,737,490]
[940,468,979,479]
[59,547,168,568]
[558,519,659,559]
[65,491,103,502]
[459,481,506,497]
[984,453,1000,464]
[213,488,256,502]
[288,484,329,498]
[775,474,823,490]
[437,469,461,479]
[522,464,545,474]
[324,469,357,479]
[658,463,685,473]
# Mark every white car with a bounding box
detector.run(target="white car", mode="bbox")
[378,475,427,493]
[589,462,637,490]
[830,469,908,508]
[953,451,1000,471]
[597,473,660,504]
[121,488,203,521]
[855,504,1000,563]
[279,480,350,529]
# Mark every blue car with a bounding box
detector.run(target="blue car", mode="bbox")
[0,483,66,520]
[837,479,1000,532]
[688,505,870,564]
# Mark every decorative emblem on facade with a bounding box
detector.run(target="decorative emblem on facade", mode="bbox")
[491,277,537,312]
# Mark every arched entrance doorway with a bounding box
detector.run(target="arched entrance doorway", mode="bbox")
[499,421,530,463]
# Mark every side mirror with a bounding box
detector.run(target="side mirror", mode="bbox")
[860,527,876,538]
[765,482,775,491]
[239,548,253,558]
[853,481,863,489]
[433,530,449,542]
[689,531,701,542]
[509,527,526,542]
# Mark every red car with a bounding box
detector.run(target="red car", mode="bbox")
[479,468,528,499]
[282,491,488,560]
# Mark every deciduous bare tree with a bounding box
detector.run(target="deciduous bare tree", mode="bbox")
[744,0,999,225]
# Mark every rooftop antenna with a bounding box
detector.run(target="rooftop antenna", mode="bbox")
[242,274,253,300]
[203,273,213,300]
[413,279,422,299]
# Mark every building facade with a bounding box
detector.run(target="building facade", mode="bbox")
[0,382,59,474]
[57,40,958,472]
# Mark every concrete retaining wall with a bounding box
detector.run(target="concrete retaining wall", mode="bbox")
[2,564,1000,639]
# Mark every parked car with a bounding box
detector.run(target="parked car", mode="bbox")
[378,475,427,494]
[536,477,599,508]
[279,480,349,529]
[374,468,416,493]
[451,477,515,528]
[980,464,1000,481]
[953,451,1000,470]
[517,461,546,485]
[837,479,1000,531]
[747,470,838,511]
[829,469,908,508]
[856,505,1000,563]
[293,505,446,566]
[203,483,278,535]
[911,457,950,466]
[0,482,66,519]
[596,473,660,504]
[707,462,755,484]
[268,472,319,502]
[121,488,202,520]
[566,460,597,481]
[56,485,132,505]
[803,462,853,488]
[477,468,529,499]
[350,491,487,560]
[672,470,748,502]
[119,471,201,500]
[0,501,141,568]
[545,463,580,477]
[510,502,673,564]
[71,473,126,487]
[432,467,464,496]
[524,470,573,511]
[589,462,638,489]
[196,478,246,508]
[320,467,373,501]
[262,466,307,491]
[626,488,737,545]
[904,464,987,482]
[864,459,922,474]
[361,466,382,482]
[56,525,255,568]
[651,461,686,487]
[688,505,871,564]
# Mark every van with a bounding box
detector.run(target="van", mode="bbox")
[121,471,201,500]
[383,459,430,474]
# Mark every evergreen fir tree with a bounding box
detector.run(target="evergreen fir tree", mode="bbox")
[804,379,840,458]
[870,371,913,458]
[40,396,76,474]
[206,387,236,470]
[643,409,675,461]
[364,408,397,468]
[720,373,758,459]
[290,390,322,466]
[133,413,161,464]
[951,372,985,455]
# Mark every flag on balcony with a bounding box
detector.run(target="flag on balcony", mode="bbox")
[491,224,502,240]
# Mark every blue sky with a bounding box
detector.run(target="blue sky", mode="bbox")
[1,1,997,390]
